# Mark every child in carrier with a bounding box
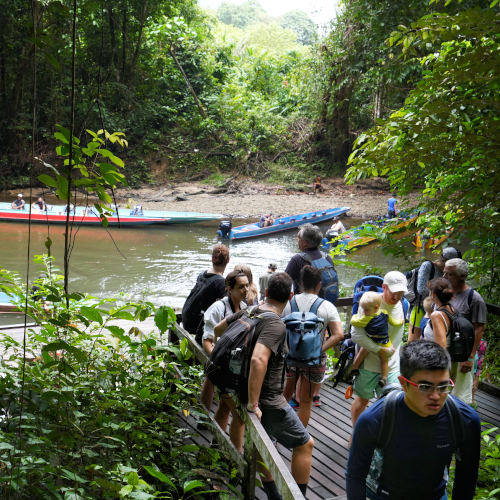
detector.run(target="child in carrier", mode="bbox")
[349,291,403,387]
[419,296,434,337]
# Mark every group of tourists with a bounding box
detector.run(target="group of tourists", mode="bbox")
[181,222,486,499]
[10,194,47,211]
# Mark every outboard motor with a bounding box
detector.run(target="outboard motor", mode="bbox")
[218,220,232,239]
[325,229,340,247]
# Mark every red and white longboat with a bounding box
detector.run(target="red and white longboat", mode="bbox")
[0,202,223,226]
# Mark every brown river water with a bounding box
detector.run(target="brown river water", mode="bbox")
[0,218,433,324]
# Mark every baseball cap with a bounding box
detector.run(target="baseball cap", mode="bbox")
[441,247,461,261]
[17,193,23,197]
[383,271,408,293]
[269,263,277,270]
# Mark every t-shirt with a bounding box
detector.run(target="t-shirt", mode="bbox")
[451,288,487,325]
[225,306,288,410]
[202,296,247,342]
[258,271,273,300]
[416,261,442,298]
[351,298,404,374]
[387,197,397,213]
[285,248,334,294]
[346,392,481,499]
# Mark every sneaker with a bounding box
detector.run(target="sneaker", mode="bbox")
[289,398,300,410]
[312,396,321,407]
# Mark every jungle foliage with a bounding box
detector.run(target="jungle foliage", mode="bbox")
[0,260,237,498]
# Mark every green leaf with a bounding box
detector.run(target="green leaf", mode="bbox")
[143,466,176,487]
[79,306,103,325]
[111,310,135,321]
[155,306,173,334]
[61,469,88,483]
[56,174,69,200]
[38,174,58,188]
[183,480,205,493]
[96,149,124,168]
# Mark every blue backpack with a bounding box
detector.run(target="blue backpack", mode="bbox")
[300,252,339,304]
[284,296,325,367]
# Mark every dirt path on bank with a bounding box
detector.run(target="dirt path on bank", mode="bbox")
[2,177,418,220]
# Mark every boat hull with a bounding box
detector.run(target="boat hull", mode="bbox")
[226,207,350,241]
[0,203,222,226]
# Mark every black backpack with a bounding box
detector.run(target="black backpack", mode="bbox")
[182,272,223,344]
[405,260,434,306]
[366,387,465,494]
[300,252,339,304]
[437,306,475,363]
[205,308,280,404]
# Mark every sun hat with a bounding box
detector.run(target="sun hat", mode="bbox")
[383,271,408,293]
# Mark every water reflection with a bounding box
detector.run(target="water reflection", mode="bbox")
[0,219,433,311]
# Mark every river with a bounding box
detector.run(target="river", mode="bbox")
[0,218,431,320]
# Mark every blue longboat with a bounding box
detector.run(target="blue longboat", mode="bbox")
[218,207,350,241]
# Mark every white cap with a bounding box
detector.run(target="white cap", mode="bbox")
[17,193,23,197]
[383,271,408,293]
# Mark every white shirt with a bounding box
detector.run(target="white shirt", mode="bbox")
[202,296,247,342]
[351,299,404,373]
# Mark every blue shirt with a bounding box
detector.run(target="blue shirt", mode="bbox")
[346,392,480,499]
[387,198,397,213]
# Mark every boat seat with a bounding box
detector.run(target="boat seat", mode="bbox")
[302,216,307,220]
[322,211,327,215]
[279,220,285,224]
[290,218,295,222]
[311,214,317,218]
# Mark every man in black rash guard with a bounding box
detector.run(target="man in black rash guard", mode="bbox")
[346,340,480,500]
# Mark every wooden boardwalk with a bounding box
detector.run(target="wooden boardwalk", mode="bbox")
[185,378,500,499]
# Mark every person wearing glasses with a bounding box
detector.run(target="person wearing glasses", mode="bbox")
[346,340,480,500]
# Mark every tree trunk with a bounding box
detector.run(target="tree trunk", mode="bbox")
[130,0,149,82]
[121,0,127,80]
[108,6,119,81]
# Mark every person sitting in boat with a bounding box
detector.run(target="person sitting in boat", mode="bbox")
[387,194,398,218]
[31,196,47,212]
[328,217,345,235]
[130,205,143,216]
[259,213,274,228]
[313,175,323,194]
[11,193,25,210]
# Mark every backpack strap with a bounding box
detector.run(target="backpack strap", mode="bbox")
[290,296,299,313]
[376,389,402,449]
[467,287,474,309]
[436,307,455,337]
[309,297,324,316]
[444,396,465,461]
[300,252,313,264]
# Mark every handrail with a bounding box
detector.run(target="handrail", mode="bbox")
[171,321,305,499]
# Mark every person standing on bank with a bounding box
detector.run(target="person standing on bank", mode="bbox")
[387,194,397,218]
[443,258,487,405]
[350,271,407,429]
[346,340,480,500]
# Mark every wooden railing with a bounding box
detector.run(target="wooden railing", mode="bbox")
[172,321,305,499]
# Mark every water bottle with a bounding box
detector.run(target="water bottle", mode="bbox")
[229,347,244,375]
